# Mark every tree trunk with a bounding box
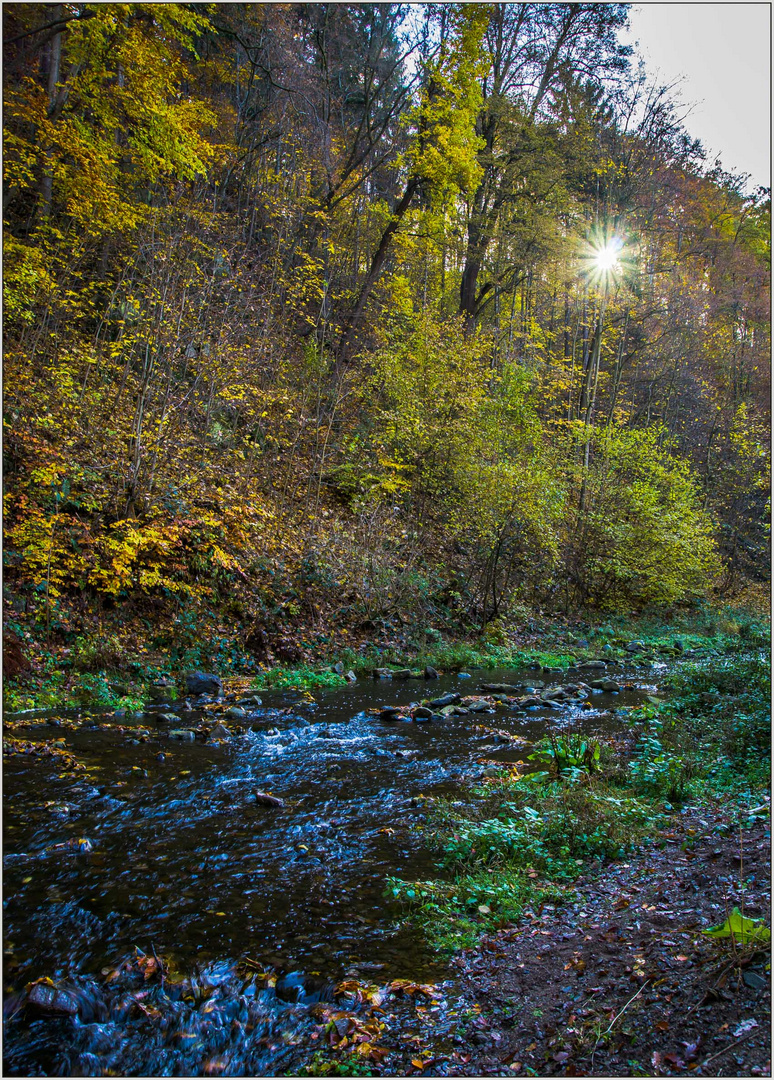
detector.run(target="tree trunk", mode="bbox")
[335,175,419,362]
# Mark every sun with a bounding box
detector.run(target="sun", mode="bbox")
[594,243,620,273]
[579,231,630,288]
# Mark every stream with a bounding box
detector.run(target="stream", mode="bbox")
[3,662,659,1075]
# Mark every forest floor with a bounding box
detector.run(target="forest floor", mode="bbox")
[443,803,771,1078]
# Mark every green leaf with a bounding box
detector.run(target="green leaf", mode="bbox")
[703,907,770,944]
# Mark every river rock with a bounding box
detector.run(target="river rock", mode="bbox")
[373,668,393,679]
[344,670,357,683]
[412,706,433,719]
[169,729,195,741]
[429,692,461,707]
[519,696,543,707]
[579,661,606,671]
[465,698,492,713]
[625,641,645,653]
[379,707,403,720]
[392,668,413,679]
[185,671,223,696]
[255,790,284,808]
[424,665,439,679]
[543,688,567,701]
[480,683,519,693]
[27,980,80,1015]
[237,695,263,707]
[225,706,247,720]
[209,723,231,739]
[156,713,179,724]
[147,679,176,703]
[602,679,621,692]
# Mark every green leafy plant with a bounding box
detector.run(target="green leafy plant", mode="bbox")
[628,729,689,801]
[703,907,771,946]
[528,731,601,782]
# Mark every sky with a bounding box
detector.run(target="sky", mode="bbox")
[622,4,771,192]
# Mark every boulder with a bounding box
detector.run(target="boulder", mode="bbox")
[480,683,519,693]
[27,980,80,1016]
[392,668,413,679]
[430,692,461,707]
[185,671,223,697]
[373,668,393,679]
[156,713,179,724]
[255,791,284,808]
[225,706,247,720]
[169,729,195,741]
[465,698,492,713]
[344,670,357,683]
[602,679,621,692]
[579,661,606,671]
[147,686,175,704]
[424,665,440,679]
[412,706,433,718]
[543,688,567,701]
[379,707,403,720]
[519,696,543,707]
[625,641,645,653]
[209,723,231,739]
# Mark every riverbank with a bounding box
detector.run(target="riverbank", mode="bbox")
[296,642,771,1076]
[3,603,767,714]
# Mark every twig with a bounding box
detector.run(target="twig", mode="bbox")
[591,980,650,1069]
[701,1027,757,1068]
[149,942,164,991]
[240,956,264,970]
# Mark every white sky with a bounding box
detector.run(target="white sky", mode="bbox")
[622,3,771,192]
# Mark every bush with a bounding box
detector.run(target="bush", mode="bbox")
[566,425,719,611]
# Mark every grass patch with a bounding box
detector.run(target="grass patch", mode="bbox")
[249,666,347,691]
[651,649,771,796]
[388,778,667,953]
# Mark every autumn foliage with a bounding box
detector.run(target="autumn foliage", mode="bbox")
[3,4,770,667]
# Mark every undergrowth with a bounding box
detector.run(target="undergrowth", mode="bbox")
[388,780,666,953]
[388,629,770,955]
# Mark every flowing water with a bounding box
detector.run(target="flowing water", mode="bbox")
[3,663,658,1075]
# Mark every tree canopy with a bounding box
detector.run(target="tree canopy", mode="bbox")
[3,2,770,649]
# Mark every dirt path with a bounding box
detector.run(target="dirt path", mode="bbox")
[437,803,770,1077]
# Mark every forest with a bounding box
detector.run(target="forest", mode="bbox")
[2,4,771,1078]
[3,2,770,662]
